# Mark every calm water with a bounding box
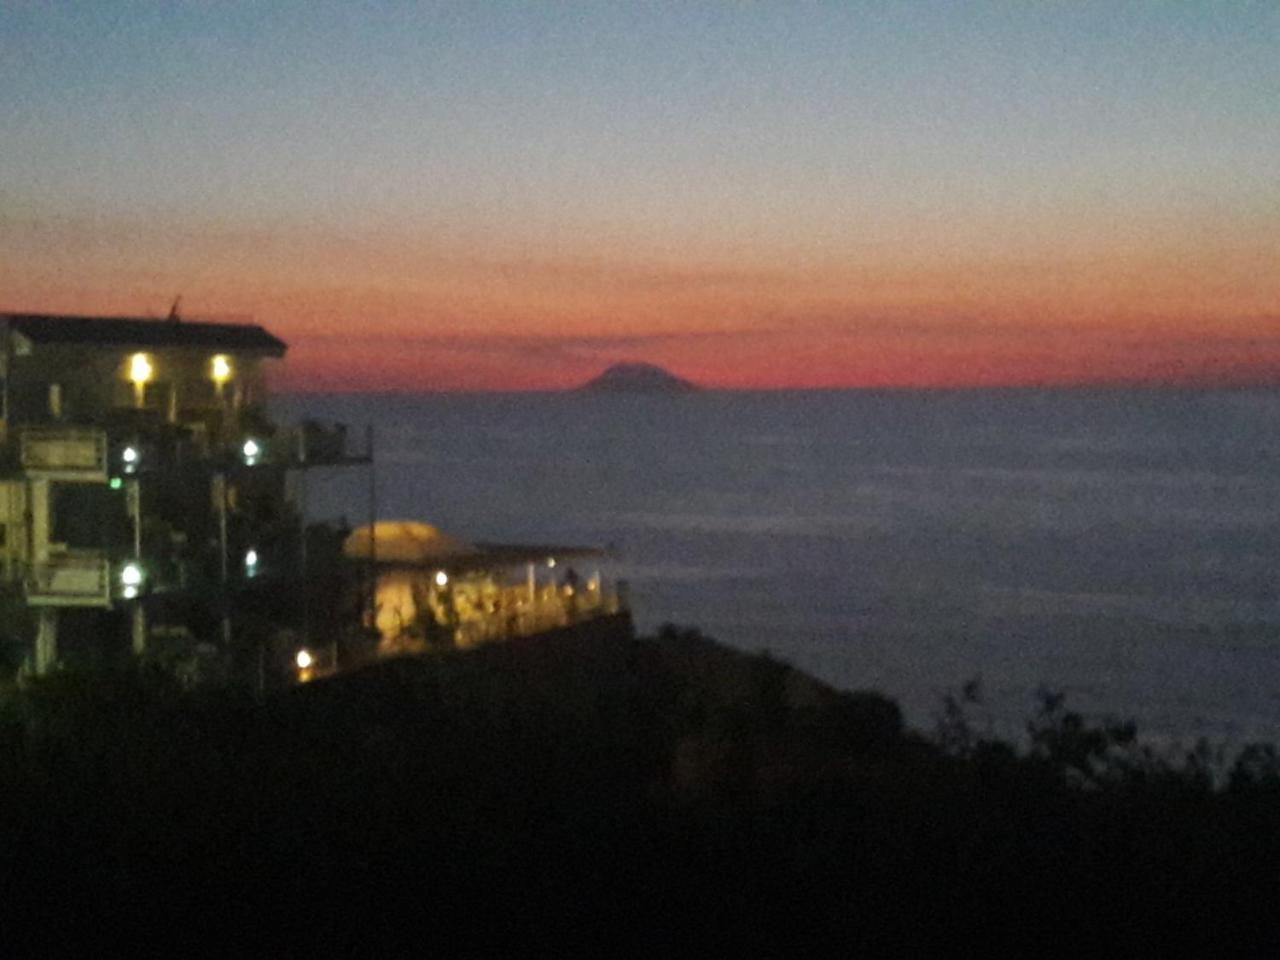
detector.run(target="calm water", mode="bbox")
[274,388,1280,745]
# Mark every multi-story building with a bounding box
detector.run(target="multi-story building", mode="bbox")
[0,311,367,679]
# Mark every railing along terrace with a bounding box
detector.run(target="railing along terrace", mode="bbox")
[19,426,108,476]
[450,581,624,649]
[25,550,112,606]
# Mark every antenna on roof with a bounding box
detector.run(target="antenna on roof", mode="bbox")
[167,296,182,323]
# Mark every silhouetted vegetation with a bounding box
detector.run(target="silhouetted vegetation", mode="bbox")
[0,623,1277,954]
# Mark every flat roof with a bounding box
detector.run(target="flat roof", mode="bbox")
[3,313,287,356]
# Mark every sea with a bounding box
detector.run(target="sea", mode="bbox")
[273,388,1280,747]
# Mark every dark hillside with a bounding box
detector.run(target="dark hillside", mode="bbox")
[0,623,1276,954]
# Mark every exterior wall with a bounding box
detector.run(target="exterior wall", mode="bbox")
[0,327,286,673]
[0,479,27,582]
[6,339,268,431]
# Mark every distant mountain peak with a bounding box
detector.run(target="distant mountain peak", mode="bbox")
[580,362,698,393]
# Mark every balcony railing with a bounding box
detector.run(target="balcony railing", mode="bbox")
[375,580,625,656]
[20,427,108,480]
[277,421,372,466]
[12,418,368,477]
[25,550,112,607]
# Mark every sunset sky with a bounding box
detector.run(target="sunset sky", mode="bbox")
[2,2,1277,391]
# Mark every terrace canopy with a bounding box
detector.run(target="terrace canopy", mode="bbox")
[342,520,603,573]
[343,521,474,564]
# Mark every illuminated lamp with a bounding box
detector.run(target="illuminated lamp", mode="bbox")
[128,353,153,410]
[295,649,313,670]
[244,548,259,577]
[120,561,143,599]
[434,570,449,587]
[129,353,153,385]
[210,354,233,386]
[242,438,261,465]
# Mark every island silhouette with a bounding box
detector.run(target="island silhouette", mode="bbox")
[579,362,698,392]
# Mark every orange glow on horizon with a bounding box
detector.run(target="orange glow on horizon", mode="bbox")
[4,212,1278,393]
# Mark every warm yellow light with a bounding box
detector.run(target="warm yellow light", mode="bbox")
[128,353,153,385]
[295,649,313,670]
[434,570,449,587]
[211,354,232,384]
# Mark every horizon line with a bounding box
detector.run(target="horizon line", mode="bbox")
[272,378,1280,398]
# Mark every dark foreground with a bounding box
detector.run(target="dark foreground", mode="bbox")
[1,622,1277,955]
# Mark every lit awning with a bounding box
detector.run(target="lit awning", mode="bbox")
[343,521,605,573]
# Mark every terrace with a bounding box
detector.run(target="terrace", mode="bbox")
[25,549,112,607]
[342,521,627,658]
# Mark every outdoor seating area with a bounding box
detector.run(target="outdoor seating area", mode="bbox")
[342,521,624,656]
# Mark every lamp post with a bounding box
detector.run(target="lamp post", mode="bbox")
[214,471,230,646]
[125,479,145,655]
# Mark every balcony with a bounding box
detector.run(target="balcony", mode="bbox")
[25,550,112,607]
[20,427,108,481]
[273,420,372,467]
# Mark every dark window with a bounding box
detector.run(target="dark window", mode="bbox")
[52,485,128,549]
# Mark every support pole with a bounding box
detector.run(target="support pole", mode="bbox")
[131,604,147,656]
[34,608,57,676]
[298,429,309,647]
[126,476,146,657]
[127,478,141,559]
[215,471,230,646]
[367,424,377,633]
[30,479,50,566]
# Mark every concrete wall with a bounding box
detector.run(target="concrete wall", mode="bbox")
[7,343,270,427]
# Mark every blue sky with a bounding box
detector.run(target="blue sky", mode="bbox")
[3,2,1277,388]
